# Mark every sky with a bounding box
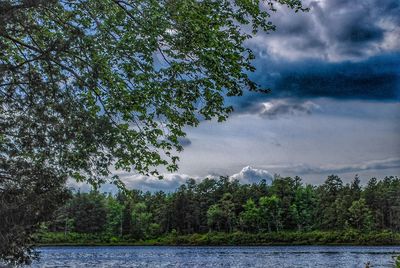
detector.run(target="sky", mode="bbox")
[73,0,400,192]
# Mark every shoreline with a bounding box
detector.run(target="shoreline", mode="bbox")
[37,243,400,247]
[35,230,400,247]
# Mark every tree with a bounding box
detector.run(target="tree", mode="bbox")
[130,202,152,239]
[207,204,225,232]
[316,175,344,229]
[0,167,70,264]
[270,176,297,229]
[219,193,236,232]
[207,193,236,232]
[105,194,124,237]
[18,175,400,248]
[292,185,316,231]
[350,175,362,200]
[363,177,383,229]
[259,195,282,232]
[196,178,219,232]
[363,176,400,230]
[0,0,306,263]
[239,199,260,232]
[347,198,372,230]
[68,192,108,233]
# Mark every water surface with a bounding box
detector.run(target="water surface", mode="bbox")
[32,245,400,267]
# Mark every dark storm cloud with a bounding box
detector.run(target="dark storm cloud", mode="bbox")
[310,0,386,58]
[333,16,382,44]
[250,0,400,61]
[231,0,400,113]
[271,54,400,100]
[231,53,399,114]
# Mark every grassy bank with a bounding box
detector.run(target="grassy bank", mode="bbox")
[36,230,400,246]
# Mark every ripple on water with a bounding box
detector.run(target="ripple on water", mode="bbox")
[31,246,400,268]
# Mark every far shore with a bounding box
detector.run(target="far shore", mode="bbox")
[35,230,400,247]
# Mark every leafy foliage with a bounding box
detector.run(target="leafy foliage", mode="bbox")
[67,192,108,233]
[1,0,305,184]
[0,167,70,264]
[1,0,306,264]
[37,229,400,246]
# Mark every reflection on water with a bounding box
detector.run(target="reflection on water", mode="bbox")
[32,246,400,268]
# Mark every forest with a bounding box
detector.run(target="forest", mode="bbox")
[38,175,400,245]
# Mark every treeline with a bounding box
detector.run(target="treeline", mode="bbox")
[44,175,400,241]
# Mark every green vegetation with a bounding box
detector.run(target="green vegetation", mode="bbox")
[39,175,400,245]
[37,230,400,247]
[0,0,306,264]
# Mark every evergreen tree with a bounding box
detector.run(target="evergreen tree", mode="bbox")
[68,192,107,233]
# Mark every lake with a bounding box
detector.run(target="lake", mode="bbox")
[32,246,400,267]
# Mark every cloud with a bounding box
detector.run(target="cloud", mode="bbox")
[232,0,400,109]
[270,55,400,100]
[230,53,400,112]
[126,157,399,191]
[67,157,399,192]
[67,172,195,193]
[252,0,400,62]
[72,166,274,193]
[306,157,400,174]
[119,172,193,192]
[230,166,273,184]
[246,99,319,119]
[178,137,192,147]
[262,157,400,176]
[122,166,274,191]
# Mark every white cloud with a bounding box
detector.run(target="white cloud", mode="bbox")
[230,166,273,184]
[247,99,320,119]
[120,166,274,191]
[122,173,193,192]
[67,166,275,193]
